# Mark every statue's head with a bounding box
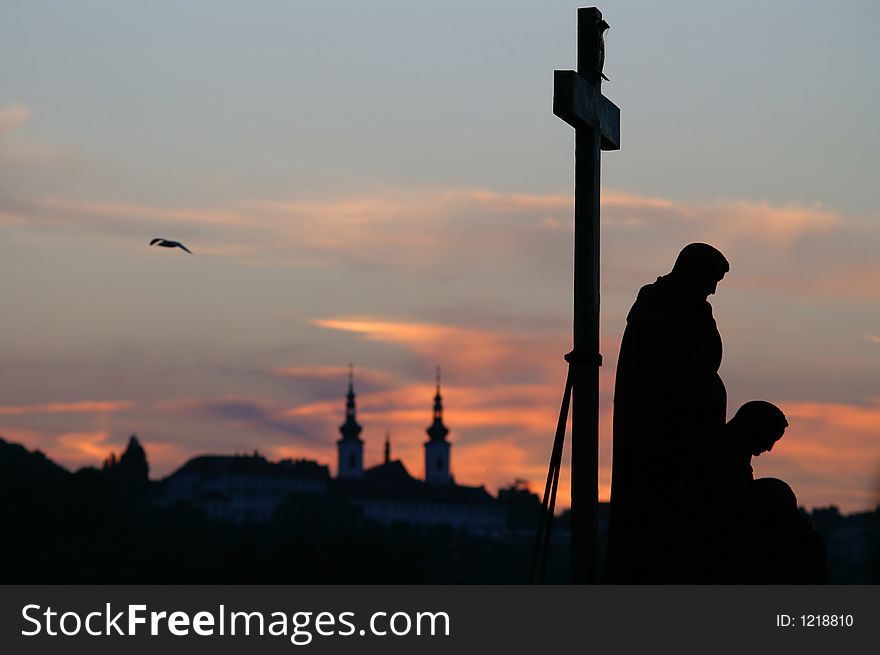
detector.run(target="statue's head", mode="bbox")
[668,243,730,300]
[728,400,789,456]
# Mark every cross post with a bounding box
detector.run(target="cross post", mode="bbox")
[553,6,620,584]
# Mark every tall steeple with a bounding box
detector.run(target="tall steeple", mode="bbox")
[339,364,362,441]
[426,367,449,442]
[384,430,391,464]
[425,367,452,484]
[337,364,364,479]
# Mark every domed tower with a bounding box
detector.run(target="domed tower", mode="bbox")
[337,365,364,479]
[425,367,452,485]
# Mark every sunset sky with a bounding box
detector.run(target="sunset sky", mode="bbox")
[1,0,878,512]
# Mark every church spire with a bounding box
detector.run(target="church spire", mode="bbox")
[384,430,391,464]
[339,363,362,442]
[427,366,449,442]
[337,364,364,479]
[425,367,452,484]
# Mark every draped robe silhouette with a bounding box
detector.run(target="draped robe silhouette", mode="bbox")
[605,246,729,583]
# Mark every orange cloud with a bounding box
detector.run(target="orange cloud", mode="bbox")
[747,400,880,510]
[603,190,675,208]
[271,444,336,467]
[312,315,569,383]
[602,190,841,244]
[0,425,57,451]
[464,189,570,213]
[453,438,546,490]
[1,421,250,478]
[0,400,134,416]
[786,400,880,434]
[707,199,841,247]
[0,102,29,134]
[56,431,114,461]
[806,267,880,301]
[312,315,617,393]
[142,440,202,475]
[54,432,192,475]
[314,317,487,355]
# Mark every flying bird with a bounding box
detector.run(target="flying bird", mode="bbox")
[150,238,192,254]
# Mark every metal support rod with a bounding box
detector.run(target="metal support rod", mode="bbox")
[530,359,574,584]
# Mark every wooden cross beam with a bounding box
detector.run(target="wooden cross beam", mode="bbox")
[554,70,620,150]
[553,6,620,584]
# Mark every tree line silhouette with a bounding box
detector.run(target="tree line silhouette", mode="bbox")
[0,436,571,583]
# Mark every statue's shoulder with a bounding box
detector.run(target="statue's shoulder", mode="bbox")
[627,280,671,324]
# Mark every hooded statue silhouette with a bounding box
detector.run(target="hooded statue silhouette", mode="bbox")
[604,243,730,583]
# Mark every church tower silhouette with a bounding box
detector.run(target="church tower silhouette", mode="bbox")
[425,367,452,485]
[337,365,364,479]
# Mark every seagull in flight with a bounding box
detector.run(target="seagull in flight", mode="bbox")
[150,238,192,254]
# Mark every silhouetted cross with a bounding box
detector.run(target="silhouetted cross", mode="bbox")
[554,6,620,584]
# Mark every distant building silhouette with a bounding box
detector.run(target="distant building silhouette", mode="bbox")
[425,368,452,485]
[337,366,364,479]
[335,368,503,535]
[337,457,504,535]
[161,454,329,523]
[157,369,504,534]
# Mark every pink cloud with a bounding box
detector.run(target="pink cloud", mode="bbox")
[56,431,114,462]
[53,431,192,475]
[603,190,841,246]
[744,399,880,510]
[0,103,29,134]
[4,186,870,304]
[0,426,130,471]
[0,400,134,416]
[707,199,840,246]
[312,315,569,383]
[786,400,880,436]
[0,104,81,168]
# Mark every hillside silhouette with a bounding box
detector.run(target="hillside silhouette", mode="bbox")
[0,436,569,583]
